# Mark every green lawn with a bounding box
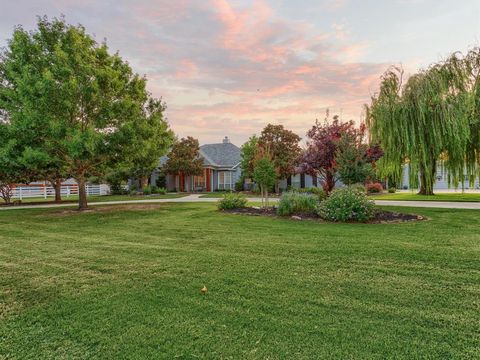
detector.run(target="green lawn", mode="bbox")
[372,192,480,202]
[1,203,478,359]
[7,193,187,204]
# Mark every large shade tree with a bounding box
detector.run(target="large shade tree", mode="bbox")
[0,17,172,209]
[366,48,480,195]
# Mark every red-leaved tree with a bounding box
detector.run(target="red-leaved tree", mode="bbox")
[298,116,382,194]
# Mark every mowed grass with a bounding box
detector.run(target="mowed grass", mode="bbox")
[372,192,480,202]
[0,203,479,359]
[5,193,187,204]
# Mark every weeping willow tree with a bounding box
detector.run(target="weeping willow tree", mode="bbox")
[366,48,480,195]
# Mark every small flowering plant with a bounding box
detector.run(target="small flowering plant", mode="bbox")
[319,187,375,222]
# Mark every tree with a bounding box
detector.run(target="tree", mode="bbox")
[335,129,383,186]
[163,136,203,191]
[258,124,301,192]
[240,135,258,180]
[0,17,163,209]
[253,154,276,208]
[299,115,357,193]
[0,120,29,204]
[367,48,480,195]
[121,97,174,189]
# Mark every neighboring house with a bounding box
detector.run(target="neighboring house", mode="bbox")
[150,136,242,192]
[400,163,480,190]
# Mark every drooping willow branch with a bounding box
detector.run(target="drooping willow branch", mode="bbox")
[366,48,480,194]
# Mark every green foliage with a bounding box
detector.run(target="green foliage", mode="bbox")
[349,183,366,193]
[366,182,383,193]
[235,178,244,192]
[388,187,396,193]
[157,187,167,195]
[142,185,152,195]
[0,17,172,209]
[258,124,302,182]
[367,48,480,195]
[319,188,375,222]
[293,187,326,201]
[155,172,167,188]
[240,135,258,180]
[277,191,319,216]
[253,156,277,207]
[217,193,248,210]
[163,137,203,177]
[335,133,375,185]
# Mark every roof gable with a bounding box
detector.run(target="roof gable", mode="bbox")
[199,142,241,168]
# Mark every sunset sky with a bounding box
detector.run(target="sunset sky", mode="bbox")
[1,0,479,145]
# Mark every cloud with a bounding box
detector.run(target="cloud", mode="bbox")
[0,0,389,145]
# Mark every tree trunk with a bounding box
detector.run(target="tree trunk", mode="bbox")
[51,178,62,203]
[418,164,435,195]
[78,177,88,210]
[323,171,336,194]
[139,176,148,190]
[275,180,280,194]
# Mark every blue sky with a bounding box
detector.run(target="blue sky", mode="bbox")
[1,0,479,144]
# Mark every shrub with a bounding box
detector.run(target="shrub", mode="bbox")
[388,187,396,193]
[318,188,375,222]
[110,183,128,195]
[277,191,319,216]
[349,183,366,193]
[157,187,167,195]
[235,178,244,192]
[143,185,152,195]
[294,187,326,201]
[217,193,248,210]
[366,182,383,193]
[150,185,159,194]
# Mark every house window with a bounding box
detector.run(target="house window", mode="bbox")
[291,174,301,188]
[194,174,205,189]
[218,171,233,190]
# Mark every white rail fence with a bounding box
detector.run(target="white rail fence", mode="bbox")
[11,184,110,200]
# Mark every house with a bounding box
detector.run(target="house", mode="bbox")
[151,136,242,192]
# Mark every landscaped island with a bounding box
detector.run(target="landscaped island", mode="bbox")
[218,188,424,224]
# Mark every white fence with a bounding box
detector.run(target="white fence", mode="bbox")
[11,184,110,200]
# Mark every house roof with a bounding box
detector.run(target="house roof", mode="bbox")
[200,140,241,168]
[158,137,241,170]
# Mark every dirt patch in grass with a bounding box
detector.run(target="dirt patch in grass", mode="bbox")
[47,204,165,216]
[222,207,426,223]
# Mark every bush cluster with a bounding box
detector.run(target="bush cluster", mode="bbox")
[388,187,396,193]
[318,188,375,222]
[349,183,366,193]
[217,193,248,210]
[142,185,167,195]
[366,182,383,193]
[277,191,319,216]
[293,187,326,201]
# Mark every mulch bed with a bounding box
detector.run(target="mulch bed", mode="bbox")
[222,207,426,224]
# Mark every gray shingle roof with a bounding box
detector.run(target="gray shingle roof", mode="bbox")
[200,142,241,168]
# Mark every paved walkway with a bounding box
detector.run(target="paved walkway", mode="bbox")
[1,194,480,210]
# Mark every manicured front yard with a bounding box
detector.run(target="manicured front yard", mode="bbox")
[1,203,478,358]
[372,192,480,202]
